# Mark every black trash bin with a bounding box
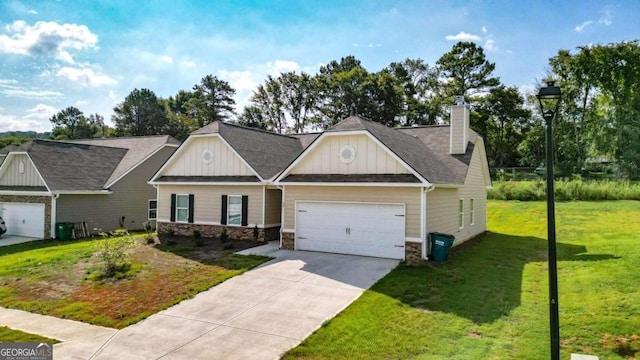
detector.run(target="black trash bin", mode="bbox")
[429,232,455,263]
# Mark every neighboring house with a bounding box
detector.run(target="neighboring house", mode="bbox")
[0,136,180,239]
[151,99,490,262]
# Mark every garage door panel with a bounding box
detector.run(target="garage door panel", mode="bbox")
[295,201,405,259]
[1,203,45,238]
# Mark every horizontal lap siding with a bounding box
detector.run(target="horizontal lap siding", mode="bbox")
[427,144,487,245]
[157,185,263,225]
[283,186,421,238]
[57,147,175,232]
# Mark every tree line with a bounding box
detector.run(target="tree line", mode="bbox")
[43,40,640,179]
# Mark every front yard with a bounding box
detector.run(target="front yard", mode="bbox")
[285,200,640,359]
[0,234,269,329]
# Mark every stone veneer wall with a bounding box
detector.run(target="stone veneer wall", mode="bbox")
[404,241,424,264]
[157,222,280,242]
[281,232,295,250]
[0,195,52,239]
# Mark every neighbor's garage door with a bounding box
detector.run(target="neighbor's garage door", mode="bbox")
[1,203,45,238]
[296,201,405,259]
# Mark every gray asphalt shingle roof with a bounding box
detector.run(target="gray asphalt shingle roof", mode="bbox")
[327,116,476,184]
[193,122,305,179]
[185,116,479,185]
[2,136,178,191]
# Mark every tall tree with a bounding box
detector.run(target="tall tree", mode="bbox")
[191,75,236,127]
[476,86,531,167]
[112,88,169,136]
[387,58,441,125]
[436,41,500,100]
[49,106,99,139]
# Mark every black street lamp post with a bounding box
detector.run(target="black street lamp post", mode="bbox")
[537,80,562,360]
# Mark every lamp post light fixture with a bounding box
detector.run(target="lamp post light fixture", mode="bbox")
[537,80,562,360]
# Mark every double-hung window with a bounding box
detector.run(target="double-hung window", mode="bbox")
[470,198,475,226]
[227,195,243,225]
[458,198,464,229]
[176,195,190,222]
[148,200,157,220]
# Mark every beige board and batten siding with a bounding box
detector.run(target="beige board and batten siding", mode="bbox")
[157,184,263,226]
[427,143,488,244]
[264,188,282,225]
[283,186,421,238]
[56,146,175,233]
[0,154,46,187]
[161,136,253,177]
[291,134,409,175]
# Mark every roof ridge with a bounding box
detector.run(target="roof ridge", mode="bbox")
[219,121,301,140]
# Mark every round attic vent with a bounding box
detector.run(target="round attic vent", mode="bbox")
[339,145,356,164]
[202,150,213,164]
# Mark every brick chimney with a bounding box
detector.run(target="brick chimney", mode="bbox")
[450,96,469,155]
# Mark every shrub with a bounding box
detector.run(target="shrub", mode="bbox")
[97,230,136,278]
[219,229,230,243]
[488,180,640,201]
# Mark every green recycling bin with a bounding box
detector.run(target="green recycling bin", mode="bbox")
[429,232,455,263]
[56,222,75,240]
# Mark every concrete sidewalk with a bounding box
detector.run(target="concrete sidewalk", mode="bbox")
[0,306,117,344]
[2,250,398,359]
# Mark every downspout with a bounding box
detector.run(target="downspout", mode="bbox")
[51,193,60,239]
[276,185,285,249]
[422,184,436,260]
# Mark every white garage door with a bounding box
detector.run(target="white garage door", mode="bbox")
[296,201,405,259]
[1,203,45,238]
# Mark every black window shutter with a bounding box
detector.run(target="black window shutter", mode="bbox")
[241,195,248,226]
[170,194,176,222]
[221,195,228,225]
[188,194,194,223]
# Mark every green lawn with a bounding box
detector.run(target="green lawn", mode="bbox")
[0,326,58,343]
[0,235,269,329]
[285,200,640,359]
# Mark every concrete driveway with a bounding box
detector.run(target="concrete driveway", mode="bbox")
[0,234,42,246]
[54,249,399,360]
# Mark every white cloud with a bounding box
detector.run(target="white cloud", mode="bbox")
[56,66,116,87]
[0,79,19,85]
[0,87,63,98]
[28,9,38,14]
[481,26,488,34]
[25,103,57,120]
[0,104,57,132]
[599,5,613,25]
[183,60,196,68]
[0,20,98,64]
[484,39,495,51]
[218,59,303,110]
[161,55,173,64]
[445,31,481,41]
[575,20,593,32]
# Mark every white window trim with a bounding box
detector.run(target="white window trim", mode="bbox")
[458,198,464,229]
[148,199,157,221]
[175,194,190,223]
[470,198,475,226]
[227,195,243,226]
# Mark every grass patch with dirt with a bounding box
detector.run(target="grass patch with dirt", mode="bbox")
[0,234,270,329]
[285,200,640,359]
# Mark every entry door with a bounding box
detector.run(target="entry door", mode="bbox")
[296,201,405,259]
[1,203,46,238]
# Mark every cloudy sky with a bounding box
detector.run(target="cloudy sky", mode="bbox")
[0,0,637,132]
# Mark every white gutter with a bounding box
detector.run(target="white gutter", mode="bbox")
[50,193,59,239]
